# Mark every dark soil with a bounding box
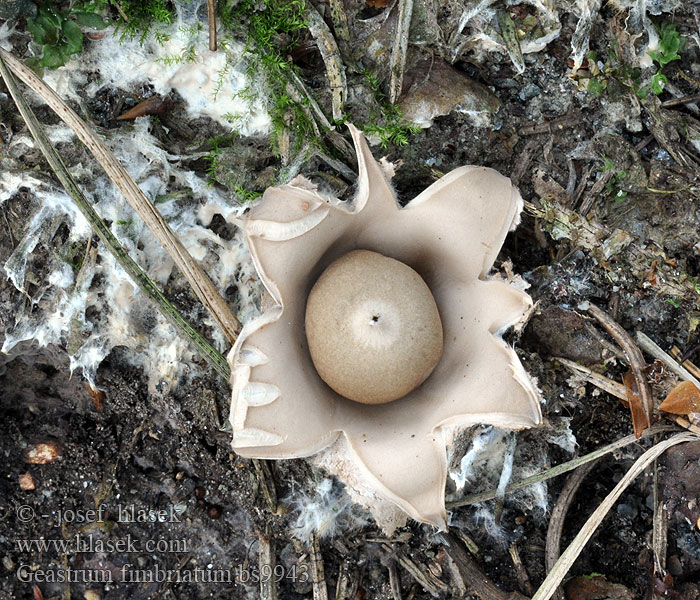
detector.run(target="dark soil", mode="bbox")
[2,1,700,600]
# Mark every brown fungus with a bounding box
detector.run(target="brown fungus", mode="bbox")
[305,249,443,405]
[228,125,541,531]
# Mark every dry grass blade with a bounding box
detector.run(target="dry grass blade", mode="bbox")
[0,47,241,346]
[0,52,231,380]
[531,432,699,600]
[447,425,675,508]
[545,459,600,600]
[584,302,652,432]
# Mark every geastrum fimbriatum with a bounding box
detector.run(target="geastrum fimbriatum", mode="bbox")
[229,125,541,531]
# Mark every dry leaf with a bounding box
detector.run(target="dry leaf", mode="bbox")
[85,382,105,413]
[366,0,390,7]
[622,370,649,439]
[116,96,171,121]
[659,380,700,415]
[33,585,44,600]
[23,441,62,464]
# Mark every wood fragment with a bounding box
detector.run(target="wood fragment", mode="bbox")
[577,168,612,216]
[0,48,242,345]
[385,545,446,597]
[305,5,347,121]
[636,332,700,391]
[335,561,350,600]
[252,459,278,512]
[519,113,581,136]
[545,460,599,600]
[388,561,403,600]
[258,529,278,600]
[509,542,534,596]
[310,533,329,600]
[584,303,652,433]
[661,94,700,108]
[389,0,414,104]
[669,346,700,381]
[556,357,627,400]
[207,0,217,51]
[440,533,528,600]
[652,460,667,576]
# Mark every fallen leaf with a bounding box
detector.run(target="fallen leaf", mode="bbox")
[659,381,700,415]
[117,96,171,121]
[622,370,649,438]
[366,0,390,7]
[19,473,35,490]
[33,585,43,600]
[23,441,62,464]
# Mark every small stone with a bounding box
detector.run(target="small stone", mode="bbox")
[23,441,62,464]
[19,473,35,490]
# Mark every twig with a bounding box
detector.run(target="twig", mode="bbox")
[652,458,667,576]
[531,432,699,600]
[447,425,676,508]
[440,533,527,600]
[661,94,700,108]
[0,52,231,380]
[0,48,241,346]
[545,459,599,600]
[386,545,447,597]
[509,542,534,596]
[207,0,217,51]
[252,459,278,512]
[583,302,653,430]
[388,561,403,600]
[259,529,278,600]
[636,332,700,391]
[669,346,700,381]
[556,357,626,399]
[519,113,581,136]
[310,533,329,600]
[305,4,347,121]
[578,168,613,216]
[335,561,350,600]
[389,0,414,104]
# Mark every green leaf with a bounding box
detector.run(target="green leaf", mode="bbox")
[74,11,109,29]
[650,72,667,95]
[62,19,84,53]
[35,17,60,45]
[37,6,63,29]
[39,44,68,68]
[587,76,607,96]
[26,17,47,44]
[636,84,651,99]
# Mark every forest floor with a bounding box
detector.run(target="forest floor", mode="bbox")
[1,1,700,599]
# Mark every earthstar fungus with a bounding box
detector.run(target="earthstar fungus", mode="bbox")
[228,125,542,530]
